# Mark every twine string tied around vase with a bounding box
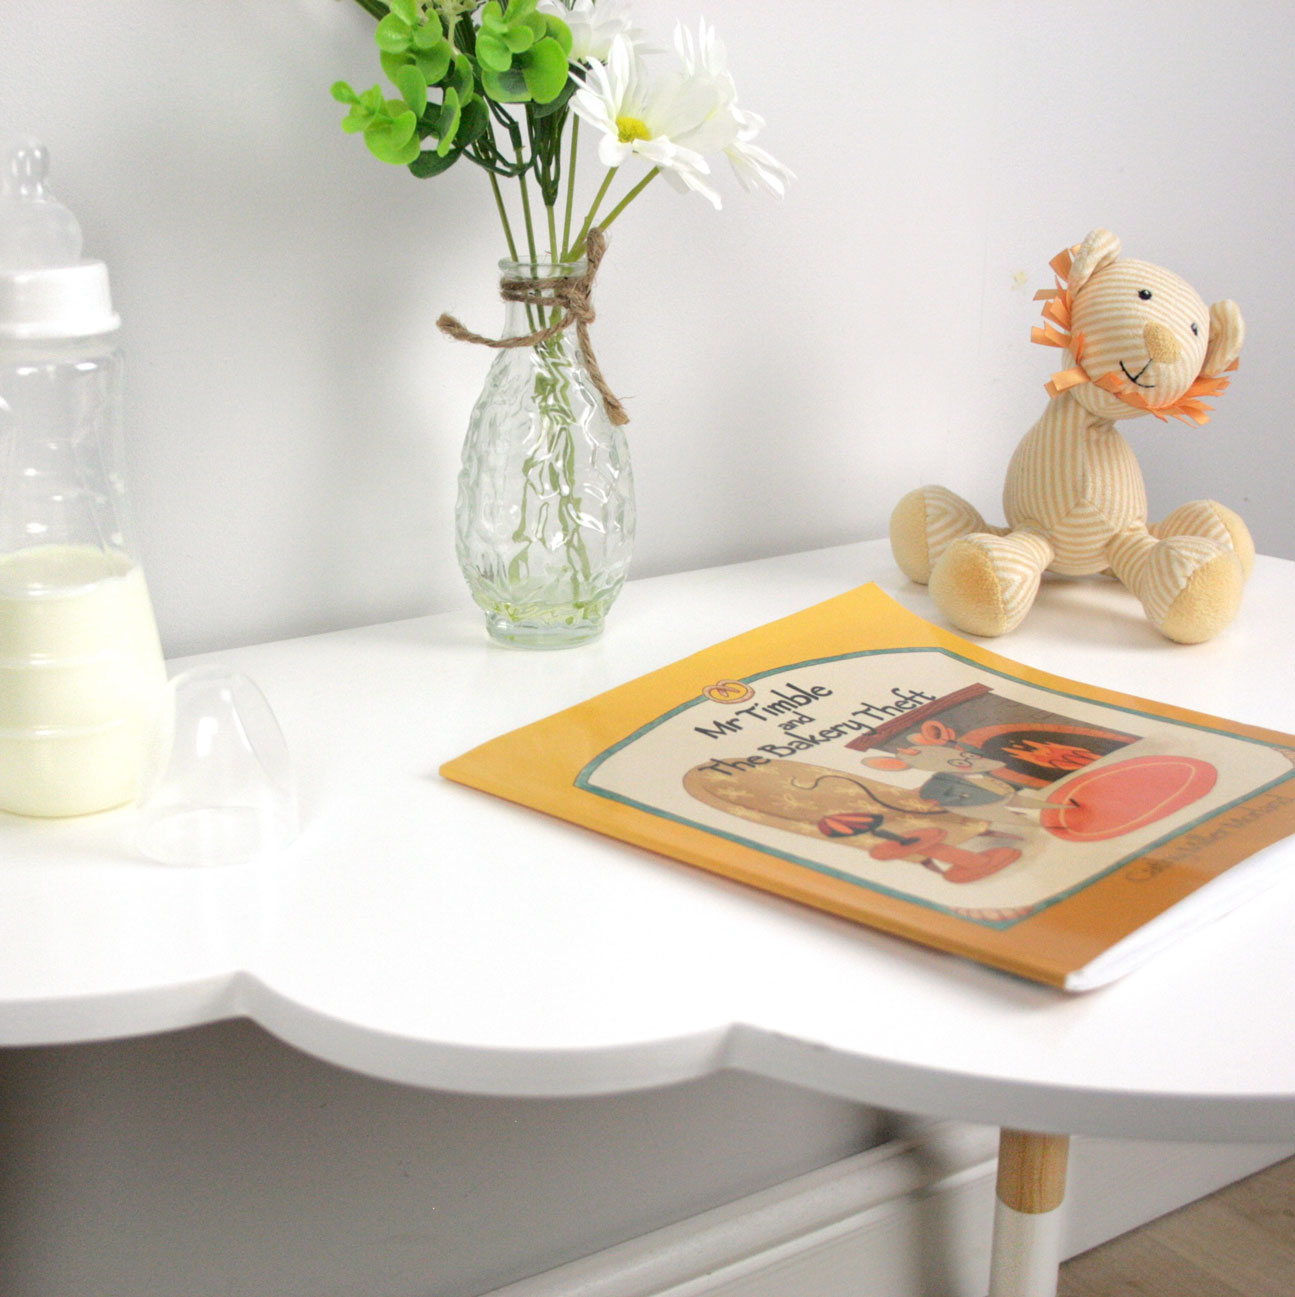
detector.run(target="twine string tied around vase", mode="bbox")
[436,227,629,427]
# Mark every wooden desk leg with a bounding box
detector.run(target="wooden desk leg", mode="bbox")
[987,1129,1070,1297]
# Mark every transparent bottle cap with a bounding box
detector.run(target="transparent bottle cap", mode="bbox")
[0,138,119,339]
[135,666,299,867]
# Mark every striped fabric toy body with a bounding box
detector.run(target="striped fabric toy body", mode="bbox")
[890,228,1251,644]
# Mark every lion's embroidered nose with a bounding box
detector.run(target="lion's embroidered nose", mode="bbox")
[1143,320,1181,364]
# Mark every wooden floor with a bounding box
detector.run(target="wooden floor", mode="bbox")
[1058,1155,1295,1296]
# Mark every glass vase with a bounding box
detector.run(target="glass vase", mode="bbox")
[454,257,635,649]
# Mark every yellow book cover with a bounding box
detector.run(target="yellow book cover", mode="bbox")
[441,585,1295,989]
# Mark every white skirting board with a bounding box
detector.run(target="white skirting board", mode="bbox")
[479,1123,1294,1297]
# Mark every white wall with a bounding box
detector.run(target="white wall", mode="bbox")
[2,1,1291,656]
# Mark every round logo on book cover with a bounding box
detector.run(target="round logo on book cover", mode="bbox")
[704,679,755,704]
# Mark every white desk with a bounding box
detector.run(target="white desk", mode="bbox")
[4,540,1294,1295]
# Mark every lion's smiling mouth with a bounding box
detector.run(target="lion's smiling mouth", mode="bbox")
[1120,359,1155,388]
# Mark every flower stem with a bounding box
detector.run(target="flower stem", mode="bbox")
[511,141,541,331]
[589,166,659,243]
[566,166,617,261]
[546,202,559,266]
[489,171,519,262]
[561,116,580,257]
[513,142,538,264]
[544,202,562,327]
[568,167,659,260]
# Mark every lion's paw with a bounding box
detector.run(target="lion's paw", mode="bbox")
[889,486,989,585]
[1154,546,1244,643]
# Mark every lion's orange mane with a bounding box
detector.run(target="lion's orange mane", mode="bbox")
[1030,245,1235,426]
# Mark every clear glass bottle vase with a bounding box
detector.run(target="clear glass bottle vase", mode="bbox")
[454,257,635,649]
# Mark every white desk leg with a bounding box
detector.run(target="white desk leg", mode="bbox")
[987,1129,1070,1297]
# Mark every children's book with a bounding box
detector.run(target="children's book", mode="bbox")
[441,585,1295,990]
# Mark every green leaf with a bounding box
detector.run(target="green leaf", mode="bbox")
[456,97,489,148]
[395,63,427,116]
[481,65,531,102]
[446,51,473,100]
[389,0,418,24]
[503,23,535,54]
[412,41,452,85]
[410,17,444,50]
[435,88,462,156]
[529,75,574,118]
[374,13,413,54]
[393,135,423,165]
[386,107,418,146]
[476,29,512,72]
[377,50,402,85]
[341,108,372,133]
[365,112,420,165]
[523,37,569,103]
[409,145,461,178]
[330,80,359,104]
[543,14,573,56]
[359,85,386,113]
[521,10,547,43]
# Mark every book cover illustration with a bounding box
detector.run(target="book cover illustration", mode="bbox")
[589,662,1275,927]
[443,585,1295,988]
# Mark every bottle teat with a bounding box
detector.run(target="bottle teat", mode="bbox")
[0,139,118,340]
[0,138,84,273]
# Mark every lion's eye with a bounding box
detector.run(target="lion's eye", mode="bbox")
[1138,289,1153,300]
[1191,322,1199,335]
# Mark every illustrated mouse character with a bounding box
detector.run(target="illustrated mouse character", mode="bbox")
[860,717,1218,845]
[861,720,1056,831]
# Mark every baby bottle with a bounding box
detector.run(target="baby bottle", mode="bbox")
[0,140,166,816]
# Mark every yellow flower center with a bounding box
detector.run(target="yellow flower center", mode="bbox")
[615,115,651,144]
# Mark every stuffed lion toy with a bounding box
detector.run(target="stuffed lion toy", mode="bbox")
[890,228,1250,643]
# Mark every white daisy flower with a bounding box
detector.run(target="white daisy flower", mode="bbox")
[572,34,724,208]
[673,19,794,198]
[725,105,794,198]
[539,0,654,64]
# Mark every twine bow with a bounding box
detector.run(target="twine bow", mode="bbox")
[436,227,629,427]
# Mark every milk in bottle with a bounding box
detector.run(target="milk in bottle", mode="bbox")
[0,140,165,816]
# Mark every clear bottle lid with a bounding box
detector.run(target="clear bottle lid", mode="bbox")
[0,139,119,340]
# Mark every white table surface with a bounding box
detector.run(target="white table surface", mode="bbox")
[4,539,1294,1143]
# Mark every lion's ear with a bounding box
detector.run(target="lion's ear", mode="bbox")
[1202,300,1244,376]
[1068,228,1122,291]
